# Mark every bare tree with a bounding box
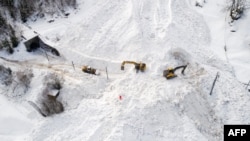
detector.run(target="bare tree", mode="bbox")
[43,73,64,90]
[228,0,245,21]
[0,65,12,86]
[14,69,34,93]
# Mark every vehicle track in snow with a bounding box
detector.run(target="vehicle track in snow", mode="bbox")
[0,55,125,81]
[0,57,87,84]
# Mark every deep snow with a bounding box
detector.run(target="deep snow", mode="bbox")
[0,0,250,140]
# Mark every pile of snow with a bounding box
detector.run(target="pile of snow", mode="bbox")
[0,0,250,140]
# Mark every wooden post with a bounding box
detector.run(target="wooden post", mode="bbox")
[246,80,250,89]
[210,72,219,95]
[106,67,109,80]
[12,83,19,93]
[44,51,49,62]
[72,61,75,71]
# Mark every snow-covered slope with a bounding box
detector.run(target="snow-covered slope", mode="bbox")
[0,0,250,141]
[194,0,250,83]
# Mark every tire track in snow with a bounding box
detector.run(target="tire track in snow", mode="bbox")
[62,1,129,55]
[168,0,172,25]
[0,55,124,81]
[61,47,121,64]
[156,0,172,39]
[83,1,136,58]
[0,56,89,81]
[131,0,173,41]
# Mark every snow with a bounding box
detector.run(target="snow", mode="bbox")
[195,0,250,83]
[0,0,250,140]
[0,95,33,140]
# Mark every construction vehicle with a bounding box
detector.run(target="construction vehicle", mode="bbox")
[82,66,100,75]
[121,61,146,73]
[163,64,188,79]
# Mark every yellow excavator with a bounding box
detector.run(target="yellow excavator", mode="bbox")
[121,61,146,73]
[82,66,100,75]
[163,64,188,79]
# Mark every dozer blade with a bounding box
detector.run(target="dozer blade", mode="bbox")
[166,73,177,79]
[166,75,177,79]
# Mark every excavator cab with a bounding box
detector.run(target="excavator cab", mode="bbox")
[163,68,177,79]
[163,64,188,79]
[121,61,146,72]
[135,63,146,72]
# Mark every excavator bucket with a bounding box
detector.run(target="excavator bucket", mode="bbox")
[121,65,125,70]
[181,65,187,75]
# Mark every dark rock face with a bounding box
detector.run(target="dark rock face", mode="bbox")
[0,65,12,86]
[0,0,77,53]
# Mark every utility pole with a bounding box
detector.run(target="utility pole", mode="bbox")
[44,51,49,62]
[246,80,250,91]
[106,67,109,80]
[210,72,219,95]
[72,61,75,71]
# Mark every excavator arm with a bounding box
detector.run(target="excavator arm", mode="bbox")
[121,61,137,70]
[121,61,146,72]
[173,65,187,75]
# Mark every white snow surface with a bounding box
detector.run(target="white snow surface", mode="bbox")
[0,0,250,140]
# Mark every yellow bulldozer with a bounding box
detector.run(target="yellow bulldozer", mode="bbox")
[163,64,188,79]
[82,66,100,75]
[121,61,146,73]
